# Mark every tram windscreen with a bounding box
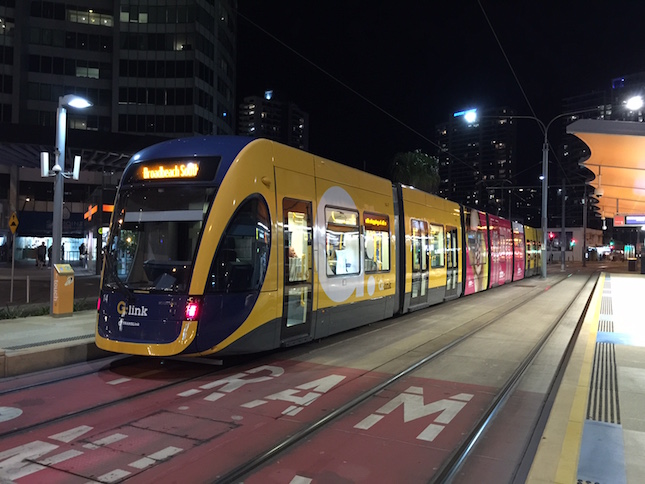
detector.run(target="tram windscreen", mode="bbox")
[104,186,215,293]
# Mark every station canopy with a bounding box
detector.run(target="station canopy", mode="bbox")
[567,118,645,220]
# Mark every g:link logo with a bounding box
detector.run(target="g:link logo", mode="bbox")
[116,301,149,317]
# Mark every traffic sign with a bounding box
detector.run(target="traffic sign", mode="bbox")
[9,212,18,234]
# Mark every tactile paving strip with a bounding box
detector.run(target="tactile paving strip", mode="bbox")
[586,275,620,425]
[4,334,94,351]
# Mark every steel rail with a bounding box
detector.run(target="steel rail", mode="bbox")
[430,271,599,483]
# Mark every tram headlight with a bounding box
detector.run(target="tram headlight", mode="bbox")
[185,298,200,321]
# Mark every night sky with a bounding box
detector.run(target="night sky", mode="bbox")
[235,1,645,180]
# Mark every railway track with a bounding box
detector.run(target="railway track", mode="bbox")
[220,271,599,483]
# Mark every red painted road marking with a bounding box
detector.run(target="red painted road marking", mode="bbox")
[0,361,496,482]
[244,377,494,483]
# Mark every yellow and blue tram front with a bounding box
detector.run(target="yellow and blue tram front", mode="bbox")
[96,136,274,357]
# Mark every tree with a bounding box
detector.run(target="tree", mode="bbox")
[389,149,439,194]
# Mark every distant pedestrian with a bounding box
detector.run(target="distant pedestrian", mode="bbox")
[79,243,87,269]
[61,243,65,262]
[47,245,52,267]
[37,242,46,269]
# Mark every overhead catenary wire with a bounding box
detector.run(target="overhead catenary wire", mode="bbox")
[477,0,574,184]
[235,8,480,176]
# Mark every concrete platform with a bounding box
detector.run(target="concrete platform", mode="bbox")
[0,258,107,377]
[0,310,109,378]
[528,270,645,484]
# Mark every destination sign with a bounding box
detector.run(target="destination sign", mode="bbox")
[141,163,199,180]
[364,213,389,231]
[123,156,220,184]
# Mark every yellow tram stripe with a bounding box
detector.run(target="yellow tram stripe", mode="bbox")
[95,319,198,356]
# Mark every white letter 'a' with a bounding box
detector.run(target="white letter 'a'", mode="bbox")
[242,374,346,416]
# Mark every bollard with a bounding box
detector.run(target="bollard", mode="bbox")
[26,276,30,303]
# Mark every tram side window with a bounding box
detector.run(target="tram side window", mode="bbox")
[429,223,444,268]
[364,212,390,272]
[206,197,271,293]
[446,228,458,269]
[326,207,359,276]
[411,219,428,272]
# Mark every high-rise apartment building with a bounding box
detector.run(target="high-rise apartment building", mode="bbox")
[436,107,517,215]
[238,90,309,150]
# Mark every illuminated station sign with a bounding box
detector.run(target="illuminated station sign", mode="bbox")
[614,214,645,226]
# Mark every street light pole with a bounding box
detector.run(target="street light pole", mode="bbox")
[583,184,587,267]
[541,129,548,278]
[466,107,599,279]
[49,94,92,315]
[51,104,67,268]
[508,111,597,278]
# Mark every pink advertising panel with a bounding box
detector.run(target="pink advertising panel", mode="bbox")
[464,208,489,295]
[488,214,513,287]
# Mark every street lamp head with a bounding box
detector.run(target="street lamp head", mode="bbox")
[454,108,478,124]
[59,94,93,109]
[625,95,643,111]
[464,109,477,124]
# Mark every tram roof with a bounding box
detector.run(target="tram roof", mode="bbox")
[125,136,256,184]
[567,119,645,219]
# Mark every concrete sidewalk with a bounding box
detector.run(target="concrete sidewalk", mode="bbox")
[0,310,108,377]
[0,259,107,377]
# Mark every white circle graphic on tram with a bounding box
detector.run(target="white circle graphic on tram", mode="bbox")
[0,407,23,423]
[367,276,375,296]
[317,186,364,302]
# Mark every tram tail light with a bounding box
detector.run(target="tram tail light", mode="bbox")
[185,298,200,320]
[97,298,101,312]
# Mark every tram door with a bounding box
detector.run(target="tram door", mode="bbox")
[445,226,459,299]
[281,198,314,343]
[410,219,429,306]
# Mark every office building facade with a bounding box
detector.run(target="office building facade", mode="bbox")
[0,0,237,266]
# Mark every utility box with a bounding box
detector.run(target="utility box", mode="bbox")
[52,264,74,317]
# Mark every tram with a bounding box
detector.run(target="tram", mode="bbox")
[96,137,542,357]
